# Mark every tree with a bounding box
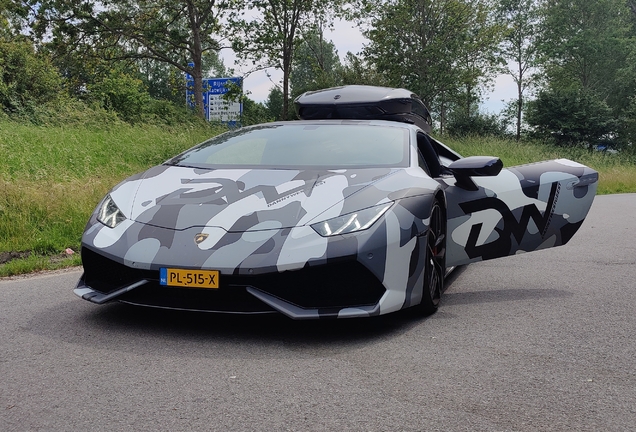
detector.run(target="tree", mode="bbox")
[27,0,237,118]
[538,0,631,102]
[362,0,501,134]
[526,88,617,149]
[87,68,151,122]
[241,96,273,125]
[446,109,505,137]
[616,0,636,144]
[290,25,342,97]
[338,52,392,87]
[138,50,228,103]
[265,86,286,120]
[496,0,540,140]
[452,1,502,119]
[529,0,634,146]
[230,0,342,120]
[0,36,63,114]
[0,0,29,35]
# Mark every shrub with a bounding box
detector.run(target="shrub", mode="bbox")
[0,37,64,116]
[446,111,506,137]
[86,70,152,122]
[526,88,618,149]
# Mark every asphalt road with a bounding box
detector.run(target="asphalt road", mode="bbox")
[1,194,635,431]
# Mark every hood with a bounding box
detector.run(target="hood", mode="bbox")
[109,165,410,232]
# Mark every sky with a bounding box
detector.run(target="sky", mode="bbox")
[221,19,517,115]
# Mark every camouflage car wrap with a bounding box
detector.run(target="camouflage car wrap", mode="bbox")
[443,158,598,267]
[76,158,443,318]
[75,120,598,319]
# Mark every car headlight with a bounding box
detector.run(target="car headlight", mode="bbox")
[96,195,126,228]
[311,203,393,237]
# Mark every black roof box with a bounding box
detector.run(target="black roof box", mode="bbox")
[294,85,431,132]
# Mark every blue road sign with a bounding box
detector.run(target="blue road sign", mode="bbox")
[186,74,242,126]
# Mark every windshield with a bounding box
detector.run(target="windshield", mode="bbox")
[167,123,410,169]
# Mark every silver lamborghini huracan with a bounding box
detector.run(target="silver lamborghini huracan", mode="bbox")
[75,86,598,319]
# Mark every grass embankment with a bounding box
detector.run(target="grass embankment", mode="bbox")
[0,126,634,277]
[0,120,224,276]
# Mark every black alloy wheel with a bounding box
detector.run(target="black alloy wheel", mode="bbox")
[419,200,446,315]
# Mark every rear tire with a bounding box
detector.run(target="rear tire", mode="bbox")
[419,200,446,315]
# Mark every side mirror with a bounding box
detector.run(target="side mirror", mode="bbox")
[447,156,503,191]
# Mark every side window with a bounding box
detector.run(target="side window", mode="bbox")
[417,148,431,176]
[417,133,442,178]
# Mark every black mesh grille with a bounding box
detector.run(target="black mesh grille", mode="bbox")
[227,261,386,309]
[82,247,385,310]
[82,247,156,294]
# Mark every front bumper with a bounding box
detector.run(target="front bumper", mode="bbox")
[77,194,432,319]
[75,247,386,319]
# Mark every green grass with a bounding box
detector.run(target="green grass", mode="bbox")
[1,125,634,277]
[0,120,225,276]
[0,253,82,278]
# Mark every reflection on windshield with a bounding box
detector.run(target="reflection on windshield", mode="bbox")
[167,123,409,168]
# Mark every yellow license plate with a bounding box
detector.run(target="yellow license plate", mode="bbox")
[160,268,219,288]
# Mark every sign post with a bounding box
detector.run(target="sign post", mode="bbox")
[186,69,242,126]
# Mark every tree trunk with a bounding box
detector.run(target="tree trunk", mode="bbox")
[281,23,295,121]
[193,63,206,119]
[516,66,523,141]
[282,58,290,120]
[187,0,206,119]
[439,91,446,135]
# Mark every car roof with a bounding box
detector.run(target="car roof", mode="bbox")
[245,119,421,133]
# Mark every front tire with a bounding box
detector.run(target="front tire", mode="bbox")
[419,200,446,315]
